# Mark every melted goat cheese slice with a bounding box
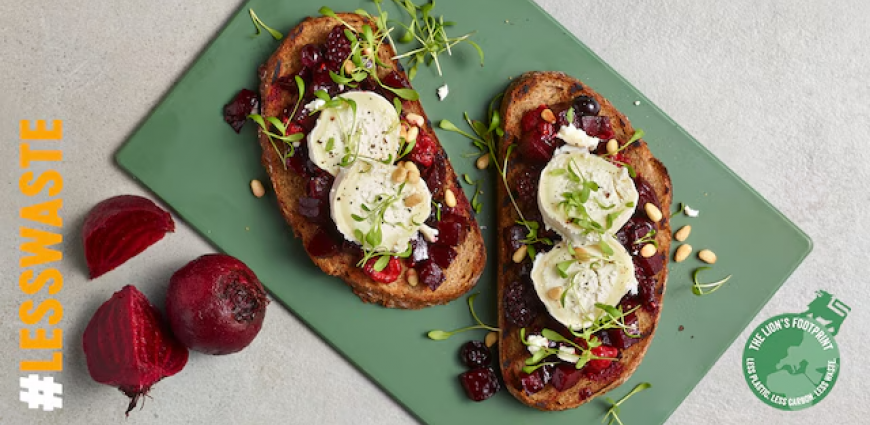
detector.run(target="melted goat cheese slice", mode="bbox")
[330,160,431,253]
[538,151,638,245]
[531,238,638,331]
[308,91,401,176]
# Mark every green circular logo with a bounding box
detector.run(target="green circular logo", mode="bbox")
[742,314,840,410]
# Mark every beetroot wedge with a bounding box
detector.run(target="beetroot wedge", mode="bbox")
[83,195,174,279]
[82,285,189,415]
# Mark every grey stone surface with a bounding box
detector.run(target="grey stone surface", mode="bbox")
[0,0,867,423]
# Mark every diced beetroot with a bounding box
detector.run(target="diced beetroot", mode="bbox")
[521,105,547,132]
[306,228,339,257]
[551,364,582,392]
[410,233,429,266]
[423,154,447,196]
[298,197,328,223]
[585,346,618,374]
[381,70,411,89]
[362,256,401,284]
[409,131,437,168]
[520,371,545,394]
[635,252,664,276]
[514,166,542,207]
[459,367,500,402]
[428,245,456,269]
[310,65,339,97]
[635,272,659,311]
[223,89,259,133]
[307,171,334,200]
[504,225,527,255]
[437,220,463,247]
[417,260,445,291]
[300,44,324,68]
[580,116,614,140]
[608,312,641,349]
[519,130,559,163]
[634,176,660,218]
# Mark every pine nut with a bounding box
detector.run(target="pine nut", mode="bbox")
[406,126,419,142]
[485,331,499,348]
[512,244,528,263]
[573,247,590,261]
[391,166,408,183]
[547,287,562,301]
[362,47,373,56]
[476,154,490,170]
[404,193,424,207]
[406,113,425,127]
[698,249,717,264]
[540,108,556,123]
[644,203,663,223]
[343,59,355,74]
[444,189,457,208]
[399,123,409,140]
[403,161,419,172]
[606,139,619,154]
[250,179,265,198]
[406,268,418,287]
[675,225,692,242]
[640,243,657,258]
[407,169,421,184]
[674,244,692,262]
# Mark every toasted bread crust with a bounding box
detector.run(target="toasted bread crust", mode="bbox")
[497,72,672,409]
[257,14,484,309]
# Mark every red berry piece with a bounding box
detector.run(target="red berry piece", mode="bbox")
[362,256,401,283]
[580,116,614,140]
[409,131,437,168]
[459,341,492,368]
[459,367,500,402]
[521,105,548,132]
[223,89,259,133]
[585,346,619,374]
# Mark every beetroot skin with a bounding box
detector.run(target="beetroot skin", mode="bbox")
[82,285,189,415]
[83,195,175,279]
[166,254,269,355]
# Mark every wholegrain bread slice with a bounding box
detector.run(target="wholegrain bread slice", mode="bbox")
[497,71,672,409]
[257,13,484,309]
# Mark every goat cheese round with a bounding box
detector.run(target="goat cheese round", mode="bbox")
[531,238,638,331]
[308,91,401,176]
[538,151,638,245]
[330,160,431,253]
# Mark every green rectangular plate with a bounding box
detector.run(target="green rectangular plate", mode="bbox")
[116,0,811,423]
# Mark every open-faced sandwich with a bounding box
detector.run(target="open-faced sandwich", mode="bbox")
[496,71,672,409]
[254,12,484,308]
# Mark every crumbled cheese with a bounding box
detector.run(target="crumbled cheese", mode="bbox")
[556,346,580,363]
[684,205,700,217]
[419,224,439,243]
[556,123,599,151]
[437,84,449,101]
[634,100,641,106]
[304,98,326,113]
[526,334,549,354]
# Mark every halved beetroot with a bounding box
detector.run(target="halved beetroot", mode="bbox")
[83,195,175,279]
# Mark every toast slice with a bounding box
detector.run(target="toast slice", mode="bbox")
[496,72,672,409]
[256,13,484,309]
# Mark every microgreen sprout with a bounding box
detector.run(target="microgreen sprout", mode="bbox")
[427,293,499,340]
[384,0,484,79]
[633,229,658,248]
[692,267,732,296]
[461,174,484,214]
[248,9,283,40]
[603,382,652,425]
[248,114,304,169]
[602,129,644,158]
[318,7,420,101]
[440,94,552,256]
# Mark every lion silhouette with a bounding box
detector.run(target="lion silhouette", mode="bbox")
[801,290,850,336]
